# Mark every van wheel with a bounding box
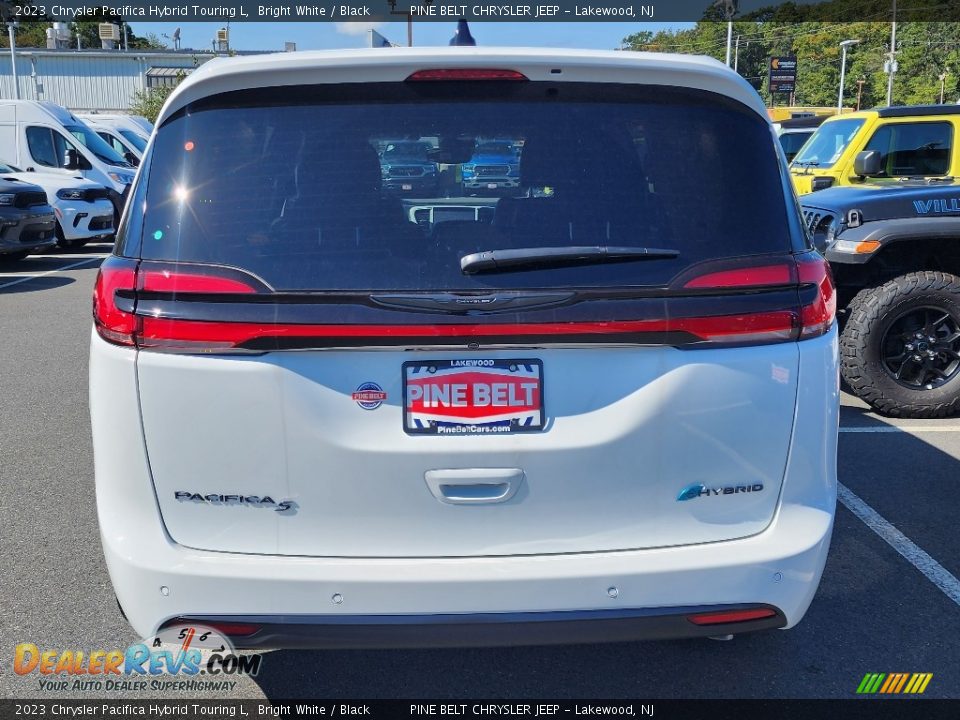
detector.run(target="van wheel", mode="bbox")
[841,271,960,418]
[55,222,86,250]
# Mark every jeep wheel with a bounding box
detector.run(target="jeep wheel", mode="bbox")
[841,271,960,418]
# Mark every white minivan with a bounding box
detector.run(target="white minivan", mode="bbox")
[0,101,137,224]
[91,48,839,648]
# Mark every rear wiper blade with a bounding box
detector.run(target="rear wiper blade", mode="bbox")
[460,246,679,274]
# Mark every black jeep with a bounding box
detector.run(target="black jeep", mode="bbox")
[801,181,960,417]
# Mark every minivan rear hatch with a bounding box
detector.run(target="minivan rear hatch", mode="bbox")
[123,78,817,557]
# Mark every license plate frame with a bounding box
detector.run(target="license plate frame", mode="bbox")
[402,358,545,436]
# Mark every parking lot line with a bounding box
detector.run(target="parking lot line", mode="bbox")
[0,256,103,290]
[839,426,960,433]
[838,482,960,607]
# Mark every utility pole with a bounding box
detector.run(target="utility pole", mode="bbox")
[885,0,898,106]
[856,77,866,111]
[7,21,19,100]
[939,72,948,104]
[734,35,741,72]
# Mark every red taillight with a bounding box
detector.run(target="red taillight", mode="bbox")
[796,252,837,339]
[678,252,836,341]
[406,69,528,82]
[92,256,138,346]
[139,268,257,294]
[94,260,262,347]
[683,264,793,289]
[688,608,777,626]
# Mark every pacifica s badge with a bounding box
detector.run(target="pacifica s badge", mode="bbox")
[174,491,296,513]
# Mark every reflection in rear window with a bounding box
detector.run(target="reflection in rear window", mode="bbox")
[139,83,792,291]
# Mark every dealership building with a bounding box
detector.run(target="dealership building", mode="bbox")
[0,48,216,111]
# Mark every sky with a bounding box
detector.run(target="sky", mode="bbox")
[129,21,690,53]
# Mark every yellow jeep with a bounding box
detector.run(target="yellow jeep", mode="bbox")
[790,105,960,195]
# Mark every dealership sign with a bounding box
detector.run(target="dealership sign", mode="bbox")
[769,56,798,94]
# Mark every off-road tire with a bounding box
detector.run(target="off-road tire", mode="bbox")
[841,271,960,418]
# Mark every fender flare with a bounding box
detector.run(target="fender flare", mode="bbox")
[826,217,960,265]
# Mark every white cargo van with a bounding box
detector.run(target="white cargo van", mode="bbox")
[83,119,143,165]
[75,112,152,143]
[0,101,137,222]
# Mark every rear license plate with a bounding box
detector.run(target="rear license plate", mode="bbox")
[487,183,498,189]
[402,184,413,190]
[403,359,544,435]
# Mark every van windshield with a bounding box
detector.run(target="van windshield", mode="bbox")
[66,124,129,166]
[119,130,147,152]
[137,83,794,291]
[791,118,865,168]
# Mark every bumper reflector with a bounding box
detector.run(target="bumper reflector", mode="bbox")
[687,608,777,626]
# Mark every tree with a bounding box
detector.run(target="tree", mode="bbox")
[129,71,186,123]
[622,20,960,107]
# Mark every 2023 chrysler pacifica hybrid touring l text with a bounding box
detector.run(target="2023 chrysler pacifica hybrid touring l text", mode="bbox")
[91,48,839,648]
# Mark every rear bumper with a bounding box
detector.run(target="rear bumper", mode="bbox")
[91,329,838,647]
[162,605,787,649]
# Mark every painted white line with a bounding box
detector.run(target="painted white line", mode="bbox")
[0,256,103,290]
[838,483,960,607]
[840,426,960,433]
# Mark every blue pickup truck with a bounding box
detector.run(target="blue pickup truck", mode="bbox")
[379,140,439,196]
[462,139,521,195]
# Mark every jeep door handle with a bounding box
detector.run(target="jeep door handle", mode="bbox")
[424,468,525,505]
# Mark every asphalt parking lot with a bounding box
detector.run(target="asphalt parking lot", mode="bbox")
[1,247,958,701]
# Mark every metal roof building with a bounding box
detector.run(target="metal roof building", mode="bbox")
[0,48,216,111]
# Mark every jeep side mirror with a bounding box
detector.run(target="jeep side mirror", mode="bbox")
[854,150,882,177]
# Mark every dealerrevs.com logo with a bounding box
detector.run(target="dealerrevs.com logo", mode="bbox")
[14,624,262,693]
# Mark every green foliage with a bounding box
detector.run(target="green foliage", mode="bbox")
[129,71,186,124]
[1,14,164,51]
[623,21,960,108]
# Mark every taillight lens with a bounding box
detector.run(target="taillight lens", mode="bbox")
[679,252,836,341]
[93,260,262,347]
[796,251,836,339]
[92,256,138,346]
[683,263,793,289]
[139,268,258,294]
[94,254,836,352]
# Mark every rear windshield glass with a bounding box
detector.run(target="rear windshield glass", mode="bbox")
[138,83,792,291]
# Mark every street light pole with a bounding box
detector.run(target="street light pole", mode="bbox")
[838,39,860,112]
[7,21,19,100]
[886,0,897,106]
[725,20,733,67]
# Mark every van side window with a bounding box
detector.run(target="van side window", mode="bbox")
[26,126,58,167]
[863,122,953,177]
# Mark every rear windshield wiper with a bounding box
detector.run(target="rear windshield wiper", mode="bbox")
[461,246,679,274]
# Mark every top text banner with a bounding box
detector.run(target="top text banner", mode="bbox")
[3,0,959,23]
